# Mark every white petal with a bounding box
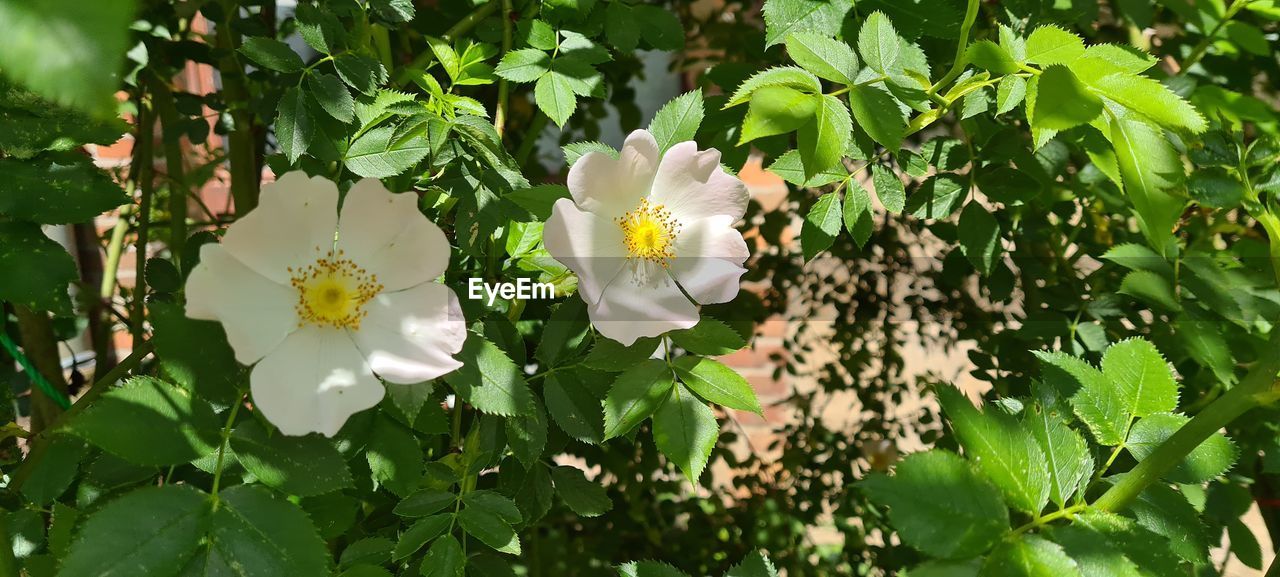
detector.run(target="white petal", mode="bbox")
[671,215,749,305]
[351,282,467,384]
[337,178,450,292]
[648,142,748,223]
[567,130,660,219]
[543,198,626,306]
[220,172,339,284]
[185,243,298,365]
[250,327,384,437]
[588,263,698,346]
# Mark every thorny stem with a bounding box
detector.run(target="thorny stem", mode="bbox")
[1010,504,1088,536]
[148,71,189,268]
[216,0,261,212]
[132,93,156,348]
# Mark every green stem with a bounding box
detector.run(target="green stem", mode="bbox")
[926,0,981,98]
[493,0,513,139]
[9,342,154,493]
[148,71,189,268]
[210,394,245,505]
[1010,504,1088,536]
[515,111,548,165]
[1254,211,1280,287]
[1093,329,1280,512]
[1180,0,1250,73]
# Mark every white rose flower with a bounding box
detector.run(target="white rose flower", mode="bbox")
[544,130,749,345]
[185,172,466,436]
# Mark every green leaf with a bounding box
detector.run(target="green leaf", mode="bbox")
[536,69,577,127]
[307,73,355,123]
[903,560,981,577]
[957,202,1000,275]
[335,53,389,96]
[535,299,590,367]
[149,303,243,405]
[369,0,415,22]
[739,85,818,145]
[858,11,901,74]
[634,5,685,50]
[849,84,906,151]
[602,360,675,440]
[343,124,431,179]
[59,485,209,576]
[1126,483,1209,566]
[392,514,451,561]
[20,434,87,505]
[798,94,852,179]
[296,3,344,55]
[674,357,761,415]
[1043,354,1127,446]
[762,0,853,47]
[276,86,313,164]
[239,37,305,73]
[420,535,465,577]
[458,506,520,555]
[66,377,220,466]
[584,337,660,372]
[505,397,548,466]
[229,419,353,497]
[0,156,127,224]
[366,413,423,497]
[1024,403,1092,509]
[0,0,135,115]
[1100,338,1179,419]
[844,182,875,247]
[544,371,605,444]
[967,40,1019,75]
[652,384,719,483]
[1088,74,1206,133]
[801,192,843,261]
[905,174,966,220]
[464,491,523,525]
[562,141,618,166]
[872,165,906,214]
[649,91,704,153]
[618,561,690,577]
[551,465,612,517]
[785,32,859,85]
[725,551,779,577]
[981,535,1082,576]
[1187,167,1246,208]
[0,221,77,315]
[394,489,457,518]
[937,386,1049,514]
[1074,510,1185,576]
[725,66,820,108]
[199,484,330,575]
[669,318,747,356]
[1046,525,1142,577]
[995,75,1027,114]
[1025,26,1085,65]
[1126,412,1236,483]
[494,49,551,83]
[340,537,394,568]
[1111,114,1184,255]
[1102,243,1171,274]
[767,150,848,188]
[506,184,571,221]
[1118,269,1181,312]
[861,450,1008,559]
[1032,66,1101,131]
[443,336,533,417]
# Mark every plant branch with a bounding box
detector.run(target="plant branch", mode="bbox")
[210,393,245,506]
[493,0,514,139]
[393,0,501,86]
[926,0,981,98]
[216,0,261,212]
[147,71,189,268]
[1093,329,1280,512]
[12,307,70,432]
[1179,0,1251,74]
[132,93,156,348]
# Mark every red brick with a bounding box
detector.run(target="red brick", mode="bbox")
[747,374,789,399]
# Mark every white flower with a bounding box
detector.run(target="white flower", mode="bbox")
[185,172,466,436]
[544,130,749,346]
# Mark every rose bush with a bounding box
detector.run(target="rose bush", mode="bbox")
[0,0,1279,576]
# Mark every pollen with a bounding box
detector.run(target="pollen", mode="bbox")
[289,250,383,330]
[616,198,680,267]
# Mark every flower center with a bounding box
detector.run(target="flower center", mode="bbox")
[289,251,383,329]
[616,198,680,267]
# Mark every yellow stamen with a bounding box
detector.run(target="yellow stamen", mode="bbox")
[616,198,680,267]
[289,250,383,329]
